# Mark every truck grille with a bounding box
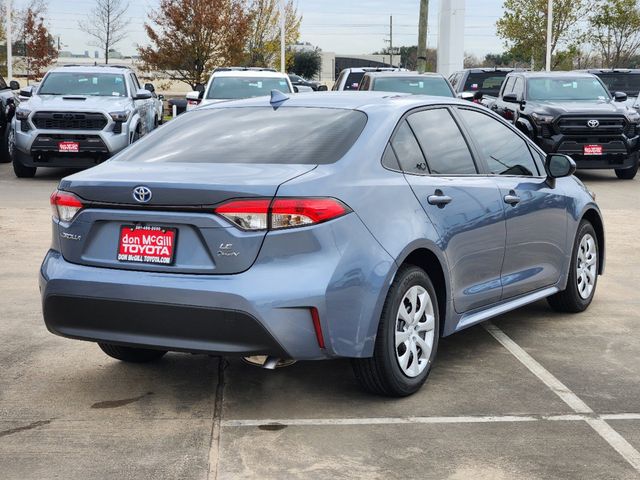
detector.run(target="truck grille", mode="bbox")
[556,116,626,135]
[32,112,108,130]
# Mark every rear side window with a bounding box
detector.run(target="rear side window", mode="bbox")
[458,108,539,176]
[407,109,477,175]
[114,107,367,165]
[344,72,365,90]
[390,121,427,173]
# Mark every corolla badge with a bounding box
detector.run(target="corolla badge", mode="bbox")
[132,186,153,203]
[587,119,600,128]
[217,243,239,257]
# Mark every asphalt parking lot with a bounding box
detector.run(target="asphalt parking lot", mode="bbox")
[1,163,639,479]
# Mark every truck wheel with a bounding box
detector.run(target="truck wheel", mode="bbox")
[615,159,638,180]
[351,265,440,397]
[0,126,11,163]
[99,343,167,363]
[10,129,37,178]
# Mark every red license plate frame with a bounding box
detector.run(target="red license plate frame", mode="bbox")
[583,144,603,156]
[117,225,177,265]
[58,141,80,153]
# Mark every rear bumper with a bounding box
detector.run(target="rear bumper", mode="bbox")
[39,214,395,360]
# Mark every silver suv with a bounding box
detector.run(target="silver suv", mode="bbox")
[10,65,158,178]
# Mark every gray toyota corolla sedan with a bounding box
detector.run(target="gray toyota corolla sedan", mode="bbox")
[41,91,604,396]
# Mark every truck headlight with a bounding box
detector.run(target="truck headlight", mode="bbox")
[531,112,554,124]
[15,108,31,121]
[109,111,130,122]
[626,110,640,123]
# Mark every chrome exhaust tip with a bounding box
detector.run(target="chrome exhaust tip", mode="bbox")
[242,355,297,369]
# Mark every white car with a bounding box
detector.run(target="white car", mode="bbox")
[186,68,295,111]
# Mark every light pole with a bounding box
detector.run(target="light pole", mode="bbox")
[545,0,553,71]
[5,0,12,80]
[280,0,286,73]
[417,0,429,73]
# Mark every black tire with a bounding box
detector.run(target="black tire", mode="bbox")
[0,126,10,163]
[352,265,440,397]
[615,159,638,180]
[98,343,167,363]
[548,220,598,313]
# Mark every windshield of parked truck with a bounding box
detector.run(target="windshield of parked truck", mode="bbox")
[594,73,640,97]
[372,76,454,97]
[527,77,610,101]
[206,76,291,99]
[39,72,127,96]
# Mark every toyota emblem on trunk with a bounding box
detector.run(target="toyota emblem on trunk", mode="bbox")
[133,186,153,203]
[587,119,600,128]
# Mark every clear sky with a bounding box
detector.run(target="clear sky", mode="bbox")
[35,0,505,58]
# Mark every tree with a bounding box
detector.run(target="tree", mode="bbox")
[22,8,57,80]
[79,0,130,64]
[244,0,301,70]
[590,0,640,68]
[138,0,251,89]
[290,48,321,78]
[496,0,589,70]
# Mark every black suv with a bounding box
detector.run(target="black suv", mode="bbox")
[578,69,640,109]
[0,75,20,163]
[492,71,639,179]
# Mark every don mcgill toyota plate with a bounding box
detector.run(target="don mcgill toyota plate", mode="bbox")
[118,225,176,264]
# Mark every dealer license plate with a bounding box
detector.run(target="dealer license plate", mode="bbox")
[117,225,177,265]
[58,141,80,153]
[584,144,603,155]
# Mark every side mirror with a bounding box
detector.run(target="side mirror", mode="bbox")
[194,83,205,93]
[457,92,475,102]
[186,91,201,101]
[9,80,20,90]
[614,91,628,102]
[546,154,576,179]
[503,93,520,104]
[19,86,33,98]
[293,86,299,93]
[134,89,152,100]
[158,94,165,101]
[144,83,155,93]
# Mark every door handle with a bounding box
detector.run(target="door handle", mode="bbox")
[504,191,521,206]
[427,190,452,207]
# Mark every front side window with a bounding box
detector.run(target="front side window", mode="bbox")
[372,76,454,97]
[527,77,610,101]
[206,77,292,99]
[115,107,367,165]
[511,77,524,99]
[38,72,127,97]
[458,108,539,176]
[407,108,477,175]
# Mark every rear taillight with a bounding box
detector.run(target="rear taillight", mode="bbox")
[214,198,351,231]
[50,190,84,222]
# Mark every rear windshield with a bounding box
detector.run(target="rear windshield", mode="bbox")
[372,76,454,97]
[206,77,291,99]
[527,77,610,101]
[39,72,127,96]
[463,72,509,96]
[594,73,640,96]
[344,72,365,90]
[115,107,368,165]
[0,75,6,90]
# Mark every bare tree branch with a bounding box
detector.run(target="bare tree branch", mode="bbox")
[79,0,130,64]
